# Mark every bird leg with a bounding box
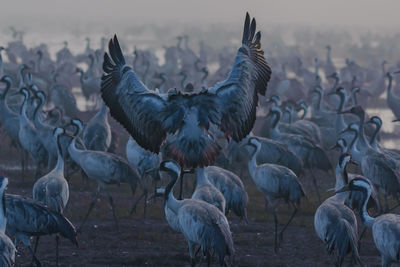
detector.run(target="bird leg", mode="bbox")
[357,226,367,251]
[272,209,279,254]
[28,245,42,267]
[130,191,146,215]
[79,186,101,232]
[188,241,196,267]
[310,169,321,203]
[143,190,148,219]
[56,235,59,267]
[105,190,119,231]
[179,169,185,200]
[33,236,40,253]
[279,206,298,244]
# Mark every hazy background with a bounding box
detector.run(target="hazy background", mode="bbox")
[1,0,400,30]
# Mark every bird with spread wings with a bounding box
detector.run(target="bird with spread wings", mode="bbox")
[101,13,271,168]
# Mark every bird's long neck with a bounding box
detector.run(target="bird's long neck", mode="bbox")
[359,187,375,229]
[248,143,260,179]
[335,163,349,191]
[315,91,322,111]
[18,68,25,88]
[331,77,339,91]
[201,70,208,84]
[20,93,29,118]
[387,75,393,97]
[68,126,85,161]
[181,74,187,89]
[357,112,368,151]
[269,111,281,138]
[326,48,331,61]
[336,94,347,131]
[0,81,10,101]
[165,170,181,214]
[33,98,45,127]
[349,130,362,163]
[196,168,209,187]
[370,122,381,149]
[54,134,64,174]
[351,90,358,106]
[299,107,307,120]
[0,190,6,232]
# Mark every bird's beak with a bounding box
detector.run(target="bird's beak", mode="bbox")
[144,168,158,174]
[183,169,195,174]
[393,70,400,74]
[338,109,352,114]
[327,91,337,96]
[326,187,335,192]
[392,119,400,122]
[328,143,339,150]
[335,184,350,194]
[349,158,358,166]
[339,129,348,135]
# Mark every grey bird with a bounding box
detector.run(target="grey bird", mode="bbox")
[32,127,70,265]
[83,101,111,152]
[159,160,234,266]
[0,176,16,267]
[337,177,400,267]
[205,165,249,221]
[245,137,305,253]
[5,192,77,266]
[100,13,271,169]
[68,118,141,231]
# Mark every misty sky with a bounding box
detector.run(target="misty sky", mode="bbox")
[1,0,399,31]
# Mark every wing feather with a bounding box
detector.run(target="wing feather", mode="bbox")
[209,13,271,142]
[101,35,167,153]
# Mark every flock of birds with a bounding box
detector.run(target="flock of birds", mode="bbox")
[0,12,399,267]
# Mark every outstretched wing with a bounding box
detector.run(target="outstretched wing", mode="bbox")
[101,35,167,153]
[209,13,271,142]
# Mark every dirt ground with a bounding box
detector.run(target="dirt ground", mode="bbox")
[1,157,389,267]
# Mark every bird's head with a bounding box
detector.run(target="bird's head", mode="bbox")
[351,87,360,94]
[336,177,371,194]
[0,175,8,194]
[52,127,64,139]
[339,105,363,116]
[329,138,347,151]
[0,75,12,86]
[71,118,83,133]
[338,152,357,170]
[159,160,180,176]
[312,85,323,95]
[367,116,382,127]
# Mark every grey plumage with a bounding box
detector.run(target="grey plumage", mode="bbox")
[6,193,77,266]
[68,118,141,231]
[245,137,305,252]
[192,168,226,213]
[338,177,400,267]
[205,165,248,221]
[83,101,111,152]
[159,160,234,266]
[126,136,161,217]
[0,176,16,267]
[100,13,271,168]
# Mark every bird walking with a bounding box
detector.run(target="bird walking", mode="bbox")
[245,137,305,253]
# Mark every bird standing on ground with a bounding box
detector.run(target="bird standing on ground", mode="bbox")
[159,160,234,266]
[245,137,305,253]
[0,176,16,267]
[337,178,400,267]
